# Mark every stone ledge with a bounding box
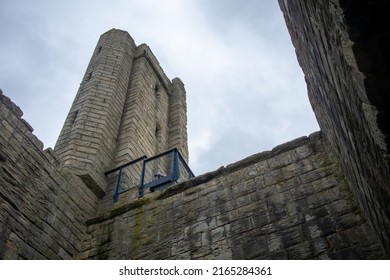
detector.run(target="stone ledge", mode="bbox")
[86,195,155,226]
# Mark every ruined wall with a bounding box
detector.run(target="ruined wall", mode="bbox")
[278,0,390,254]
[0,91,99,259]
[79,132,385,260]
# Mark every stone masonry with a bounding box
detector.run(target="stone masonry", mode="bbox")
[279,0,390,253]
[79,132,385,259]
[0,91,100,259]
[1,0,390,259]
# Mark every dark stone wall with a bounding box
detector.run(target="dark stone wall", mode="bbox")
[278,0,390,254]
[0,91,100,259]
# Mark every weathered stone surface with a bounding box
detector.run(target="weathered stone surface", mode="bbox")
[0,92,100,259]
[278,0,390,254]
[78,132,385,259]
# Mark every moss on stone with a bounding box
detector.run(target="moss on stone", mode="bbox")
[130,207,143,258]
[332,162,362,217]
[86,195,154,226]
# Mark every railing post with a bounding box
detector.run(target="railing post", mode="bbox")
[108,149,193,199]
[177,151,195,179]
[138,160,146,197]
[113,168,123,202]
[171,149,180,182]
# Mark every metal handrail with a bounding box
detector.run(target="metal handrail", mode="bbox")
[139,148,194,197]
[104,155,147,175]
[105,148,194,201]
[105,155,147,202]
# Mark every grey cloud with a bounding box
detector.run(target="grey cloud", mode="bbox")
[0,0,319,176]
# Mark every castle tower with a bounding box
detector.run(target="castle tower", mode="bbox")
[54,29,189,198]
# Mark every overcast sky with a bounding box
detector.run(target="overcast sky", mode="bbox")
[0,0,319,175]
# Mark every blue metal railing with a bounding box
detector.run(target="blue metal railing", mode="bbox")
[105,148,194,201]
[105,155,147,202]
[138,148,195,197]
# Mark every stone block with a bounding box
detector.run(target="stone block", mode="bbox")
[324,232,349,252]
[230,217,252,235]
[306,187,340,209]
[185,221,209,236]
[210,226,225,243]
[251,212,275,231]
[232,237,268,259]
[301,216,335,240]
[294,145,314,160]
[332,212,362,231]
[286,199,308,217]
[279,227,305,249]
[286,241,313,260]
[275,176,302,193]
[267,234,283,252]
[154,247,171,259]
[267,152,294,169]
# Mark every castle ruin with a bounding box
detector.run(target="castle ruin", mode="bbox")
[0,0,389,259]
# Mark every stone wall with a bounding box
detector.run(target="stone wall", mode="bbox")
[0,91,99,259]
[79,132,385,259]
[278,0,390,254]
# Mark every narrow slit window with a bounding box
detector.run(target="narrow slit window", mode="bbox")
[70,110,78,126]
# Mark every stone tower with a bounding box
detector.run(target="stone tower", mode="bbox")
[54,29,188,198]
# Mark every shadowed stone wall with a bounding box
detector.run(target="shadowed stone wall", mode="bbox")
[0,91,99,259]
[278,0,390,254]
